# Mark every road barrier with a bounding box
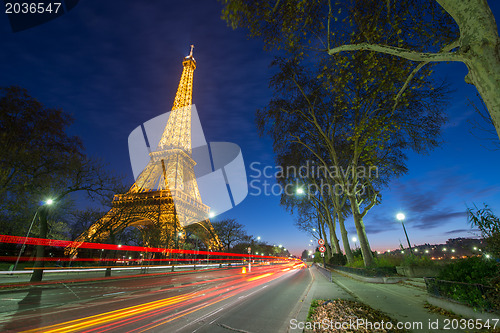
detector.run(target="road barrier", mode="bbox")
[424,278,499,313]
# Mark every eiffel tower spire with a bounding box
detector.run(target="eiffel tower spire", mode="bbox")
[158,45,196,152]
[131,46,201,200]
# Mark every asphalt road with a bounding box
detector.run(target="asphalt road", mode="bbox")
[0,262,311,332]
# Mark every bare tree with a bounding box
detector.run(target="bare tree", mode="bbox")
[212,219,248,251]
[222,0,500,139]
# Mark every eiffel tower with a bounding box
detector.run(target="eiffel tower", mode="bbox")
[70,46,221,252]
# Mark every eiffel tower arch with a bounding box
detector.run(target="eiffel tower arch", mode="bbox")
[68,46,221,254]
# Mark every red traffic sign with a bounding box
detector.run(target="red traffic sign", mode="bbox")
[318,239,325,246]
[319,246,326,253]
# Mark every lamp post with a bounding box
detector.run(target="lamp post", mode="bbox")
[397,213,412,252]
[13,199,54,272]
[351,236,357,249]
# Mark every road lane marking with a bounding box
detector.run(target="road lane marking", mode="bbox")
[102,292,125,297]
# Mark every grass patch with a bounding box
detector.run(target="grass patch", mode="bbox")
[307,299,322,321]
[306,299,408,332]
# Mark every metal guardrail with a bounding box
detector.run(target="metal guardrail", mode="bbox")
[326,264,396,277]
[315,264,332,282]
[424,277,499,312]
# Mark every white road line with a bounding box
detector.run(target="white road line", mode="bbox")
[102,291,125,297]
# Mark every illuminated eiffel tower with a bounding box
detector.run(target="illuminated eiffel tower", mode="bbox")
[70,46,221,252]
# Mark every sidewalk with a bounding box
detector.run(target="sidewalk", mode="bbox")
[290,265,354,332]
[291,265,467,333]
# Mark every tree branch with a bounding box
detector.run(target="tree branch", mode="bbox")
[392,39,460,113]
[328,42,463,62]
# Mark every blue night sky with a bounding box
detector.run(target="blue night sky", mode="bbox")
[1,1,499,256]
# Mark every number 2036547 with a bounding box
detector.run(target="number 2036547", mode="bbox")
[5,2,62,14]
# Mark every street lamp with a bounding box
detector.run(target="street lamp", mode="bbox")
[296,188,304,195]
[13,199,54,271]
[351,236,357,249]
[396,213,412,252]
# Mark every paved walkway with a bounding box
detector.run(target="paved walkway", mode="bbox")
[290,265,354,332]
[292,265,466,333]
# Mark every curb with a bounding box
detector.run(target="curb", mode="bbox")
[288,267,315,332]
[330,268,407,284]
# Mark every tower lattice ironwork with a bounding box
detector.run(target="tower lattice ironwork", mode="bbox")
[69,46,221,253]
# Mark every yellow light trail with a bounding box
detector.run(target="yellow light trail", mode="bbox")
[21,292,200,333]
[247,272,273,281]
[21,264,299,332]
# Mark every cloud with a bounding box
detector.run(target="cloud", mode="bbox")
[411,211,466,230]
[443,228,479,235]
[367,167,499,232]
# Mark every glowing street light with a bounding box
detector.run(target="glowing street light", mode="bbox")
[13,198,55,271]
[351,236,357,249]
[397,213,412,252]
[296,188,304,195]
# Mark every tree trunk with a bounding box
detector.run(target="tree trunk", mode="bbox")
[350,198,374,267]
[326,215,341,255]
[437,0,500,139]
[30,208,47,282]
[338,215,354,263]
[319,217,331,262]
